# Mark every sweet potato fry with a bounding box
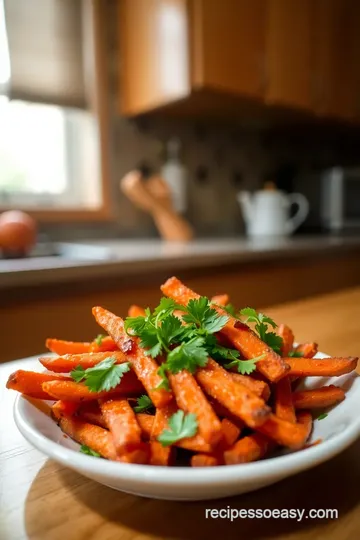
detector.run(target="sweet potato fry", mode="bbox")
[149,440,174,466]
[275,376,296,423]
[286,356,358,377]
[77,402,107,428]
[292,385,345,409]
[59,414,118,460]
[6,370,68,400]
[277,324,294,357]
[224,433,272,465]
[39,351,128,373]
[100,398,142,454]
[220,418,241,448]
[46,339,91,355]
[151,404,213,453]
[168,370,222,446]
[160,276,289,382]
[211,294,229,307]
[119,444,149,464]
[136,413,155,439]
[209,400,245,430]
[92,306,172,408]
[51,400,79,420]
[294,342,318,358]
[195,358,270,428]
[89,336,118,353]
[258,411,312,449]
[227,372,271,401]
[42,371,143,402]
[128,305,146,318]
[191,454,220,467]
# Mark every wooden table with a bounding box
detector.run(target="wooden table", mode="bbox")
[1,287,360,540]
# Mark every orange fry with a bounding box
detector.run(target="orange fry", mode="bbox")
[168,370,222,446]
[258,410,312,449]
[286,356,358,377]
[136,413,155,439]
[128,305,146,318]
[51,400,79,420]
[294,342,318,358]
[77,402,107,428]
[46,339,91,355]
[39,351,128,373]
[211,294,229,306]
[42,372,143,402]
[92,306,172,408]
[275,376,296,423]
[89,336,118,353]
[219,418,241,449]
[224,433,272,465]
[6,370,68,400]
[191,454,220,467]
[195,358,270,428]
[100,398,142,454]
[277,324,294,357]
[149,440,174,466]
[160,276,289,382]
[292,385,345,409]
[227,372,271,401]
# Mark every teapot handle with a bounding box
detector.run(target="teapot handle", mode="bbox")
[285,193,309,234]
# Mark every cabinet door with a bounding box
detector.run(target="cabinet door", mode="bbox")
[190,0,266,99]
[265,0,312,110]
[313,0,360,120]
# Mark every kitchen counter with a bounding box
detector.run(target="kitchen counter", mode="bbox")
[1,287,360,540]
[1,235,360,290]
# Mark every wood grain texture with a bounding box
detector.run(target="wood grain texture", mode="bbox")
[265,0,312,110]
[190,0,266,98]
[1,287,360,540]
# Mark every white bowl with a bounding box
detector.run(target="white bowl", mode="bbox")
[13,354,360,500]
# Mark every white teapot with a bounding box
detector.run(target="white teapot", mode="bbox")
[237,188,309,237]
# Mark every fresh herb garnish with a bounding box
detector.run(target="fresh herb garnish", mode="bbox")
[240,307,283,354]
[157,410,198,446]
[70,357,130,392]
[80,445,101,457]
[94,334,107,346]
[288,350,304,358]
[224,353,266,375]
[317,413,328,421]
[134,394,154,413]
[222,303,238,317]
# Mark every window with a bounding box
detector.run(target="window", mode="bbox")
[0,0,102,211]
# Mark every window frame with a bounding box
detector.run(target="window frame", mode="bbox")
[0,0,113,222]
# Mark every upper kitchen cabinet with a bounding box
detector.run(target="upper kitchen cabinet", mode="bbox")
[312,0,360,121]
[118,0,267,116]
[264,0,312,111]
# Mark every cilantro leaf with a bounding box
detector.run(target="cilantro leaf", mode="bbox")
[288,350,304,358]
[153,297,184,319]
[70,365,86,383]
[138,326,162,357]
[158,315,186,349]
[156,363,170,391]
[210,343,240,362]
[124,314,148,336]
[166,337,209,374]
[158,411,198,446]
[203,312,229,333]
[224,354,265,375]
[222,303,237,317]
[71,357,130,392]
[317,413,328,421]
[94,334,106,346]
[134,394,154,413]
[182,297,228,334]
[262,332,283,355]
[80,445,101,457]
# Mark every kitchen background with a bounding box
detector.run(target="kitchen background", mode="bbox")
[1,0,360,361]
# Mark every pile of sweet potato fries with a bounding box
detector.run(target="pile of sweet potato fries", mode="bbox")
[6,276,358,467]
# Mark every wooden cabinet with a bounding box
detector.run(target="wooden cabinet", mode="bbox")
[265,0,312,111]
[312,0,360,121]
[118,0,360,123]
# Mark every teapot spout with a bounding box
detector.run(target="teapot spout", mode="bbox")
[237,191,253,225]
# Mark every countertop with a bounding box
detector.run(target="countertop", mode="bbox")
[1,235,360,290]
[1,287,360,540]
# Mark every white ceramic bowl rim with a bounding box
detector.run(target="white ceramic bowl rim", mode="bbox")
[13,393,360,488]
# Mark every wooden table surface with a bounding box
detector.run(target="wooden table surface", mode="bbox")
[1,287,360,540]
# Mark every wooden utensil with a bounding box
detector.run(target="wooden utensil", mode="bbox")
[120,170,194,242]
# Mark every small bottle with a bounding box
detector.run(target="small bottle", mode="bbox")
[161,138,187,213]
